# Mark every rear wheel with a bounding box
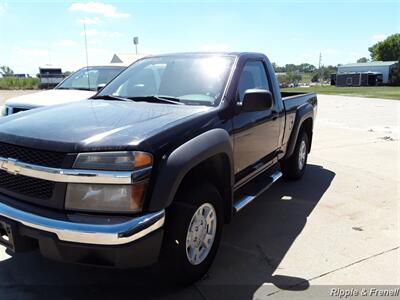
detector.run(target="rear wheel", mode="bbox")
[160,181,223,285]
[281,131,309,180]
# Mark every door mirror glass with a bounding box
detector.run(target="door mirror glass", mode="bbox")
[241,89,273,112]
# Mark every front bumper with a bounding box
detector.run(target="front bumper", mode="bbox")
[0,200,165,268]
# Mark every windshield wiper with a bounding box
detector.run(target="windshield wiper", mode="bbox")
[92,95,183,105]
[91,95,131,102]
[126,95,183,105]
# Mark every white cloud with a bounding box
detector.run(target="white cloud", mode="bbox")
[88,38,100,45]
[69,2,130,18]
[76,16,101,24]
[54,40,77,47]
[80,28,124,38]
[15,47,48,58]
[0,4,6,13]
[200,43,230,52]
[105,32,124,38]
[372,34,387,42]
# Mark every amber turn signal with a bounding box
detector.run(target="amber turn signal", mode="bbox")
[134,152,153,168]
[130,181,147,210]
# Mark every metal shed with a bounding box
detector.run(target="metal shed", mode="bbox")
[334,72,383,87]
[337,61,398,84]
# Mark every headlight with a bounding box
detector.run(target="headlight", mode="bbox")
[65,182,147,213]
[73,151,152,170]
[66,151,152,213]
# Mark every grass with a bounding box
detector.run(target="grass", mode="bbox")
[0,77,39,90]
[282,85,400,100]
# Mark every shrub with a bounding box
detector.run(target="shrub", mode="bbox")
[0,77,40,90]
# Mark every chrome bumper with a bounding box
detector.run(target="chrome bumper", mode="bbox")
[0,202,165,246]
[0,156,151,184]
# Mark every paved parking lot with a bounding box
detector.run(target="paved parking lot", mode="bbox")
[0,92,399,299]
[0,90,37,104]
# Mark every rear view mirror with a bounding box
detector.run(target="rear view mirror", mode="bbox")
[241,89,273,112]
[97,83,106,92]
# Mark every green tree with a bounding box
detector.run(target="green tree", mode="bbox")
[298,63,316,73]
[310,65,337,83]
[389,64,400,85]
[272,63,285,73]
[285,64,297,73]
[369,33,400,61]
[0,66,14,76]
[357,57,369,63]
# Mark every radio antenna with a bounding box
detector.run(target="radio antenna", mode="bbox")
[83,23,90,90]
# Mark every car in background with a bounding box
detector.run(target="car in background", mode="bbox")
[1,64,127,116]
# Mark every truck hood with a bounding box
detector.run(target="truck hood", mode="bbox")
[5,89,95,109]
[0,100,211,152]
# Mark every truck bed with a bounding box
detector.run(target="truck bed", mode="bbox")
[281,91,317,112]
[280,91,317,149]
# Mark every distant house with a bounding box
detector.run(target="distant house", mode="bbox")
[337,61,398,84]
[110,53,148,65]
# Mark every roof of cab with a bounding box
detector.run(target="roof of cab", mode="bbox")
[144,52,265,58]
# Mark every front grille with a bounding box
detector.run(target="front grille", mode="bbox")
[0,143,67,203]
[0,142,66,168]
[0,170,55,199]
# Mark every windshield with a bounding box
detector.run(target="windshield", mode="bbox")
[56,66,125,91]
[98,55,235,106]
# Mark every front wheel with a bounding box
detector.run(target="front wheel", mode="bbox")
[160,181,223,285]
[281,131,309,180]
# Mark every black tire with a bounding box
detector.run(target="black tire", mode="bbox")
[281,131,309,180]
[160,181,223,285]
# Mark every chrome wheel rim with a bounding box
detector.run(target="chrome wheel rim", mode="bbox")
[186,203,217,265]
[298,140,307,170]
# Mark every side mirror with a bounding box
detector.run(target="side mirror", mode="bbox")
[240,89,273,112]
[97,83,106,92]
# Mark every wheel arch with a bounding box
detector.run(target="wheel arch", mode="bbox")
[149,129,234,223]
[300,117,313,153]
[285,103,314,158]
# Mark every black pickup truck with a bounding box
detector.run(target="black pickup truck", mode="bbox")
[0,52,316,284]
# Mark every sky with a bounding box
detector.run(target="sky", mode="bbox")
[0,0,399,74]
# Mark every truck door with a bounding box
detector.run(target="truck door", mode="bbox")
[232,60,280,175]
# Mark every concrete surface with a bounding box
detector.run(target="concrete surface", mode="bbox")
[0,93,399,299]
[0,90,39,104]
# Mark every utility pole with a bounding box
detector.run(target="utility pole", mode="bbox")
[318,52,323,85]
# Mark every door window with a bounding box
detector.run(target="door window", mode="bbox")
[238,61,270,101]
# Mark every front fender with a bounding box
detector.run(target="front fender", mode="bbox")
[148,128,234,211]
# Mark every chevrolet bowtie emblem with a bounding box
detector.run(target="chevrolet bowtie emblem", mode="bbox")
[1,158,21,175]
